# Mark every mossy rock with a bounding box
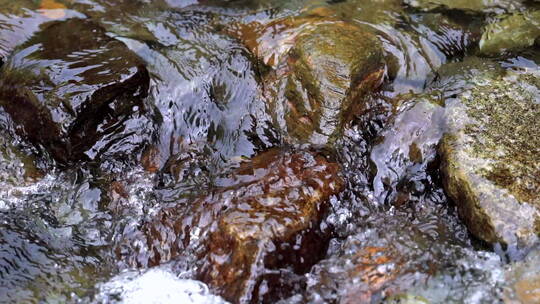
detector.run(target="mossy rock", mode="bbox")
[439,63,540,249]
[479,10,540,55]
[0,18,150,163]
[282,22,385,145]
[229,13,386,146]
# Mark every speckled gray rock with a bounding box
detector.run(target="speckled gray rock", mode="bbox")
[439,62,540,249]
[480,10,540,55]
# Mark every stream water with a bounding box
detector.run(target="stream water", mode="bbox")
[0,0,539,303]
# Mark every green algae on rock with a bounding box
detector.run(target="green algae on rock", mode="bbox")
[239,16,387,146]
[279,22,386,145]
[479,10,540,55]
[0,18,150,162]
[439,64,540,249]
[116,149,344,303]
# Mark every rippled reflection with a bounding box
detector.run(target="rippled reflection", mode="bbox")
[0,0,538,303]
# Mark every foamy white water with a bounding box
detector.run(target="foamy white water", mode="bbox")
[96,269,230,304]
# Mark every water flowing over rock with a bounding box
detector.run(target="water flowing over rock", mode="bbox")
[403,0,527,13]
[0,18,151,162]
[504,248,540,304]
[0,0,539,302]
[116,149,344,303]
[437,59,540,252]
[232,16,386,146]
[480,10,540,55]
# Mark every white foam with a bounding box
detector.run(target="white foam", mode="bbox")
[97,269,229,304]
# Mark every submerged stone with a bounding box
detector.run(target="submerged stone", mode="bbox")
[504,249,540,304]
[116,149,344,303]
[479,10,540,55]
[0,0,81,60]
[438,62,540,249]
[0,18,150,162]
[233,16,386,146]
[371,94,445,204]
[0,134,42,184]
[278,22,385,145]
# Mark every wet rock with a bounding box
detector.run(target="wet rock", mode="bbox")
[479,10,540,55]
[370,94,445,204]
[339,247,405,304]
[117,149,344,303]
[61,0,166,41]
[403,0,526,14]
[504,249,540,304]
[326,0,403,25]
[234,16,386,145]
[0,0,80,59]
[0,134,42,184]
[0,18,151,162]
[439,62,540,249]
[277,22,386,145]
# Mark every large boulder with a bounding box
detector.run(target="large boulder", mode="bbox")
[116,149,344,303]
[0,18,151,162]
[438,60,540,250]
[231,16,386,146]
[480,10,540,55]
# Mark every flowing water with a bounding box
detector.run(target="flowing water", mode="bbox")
[0,0,538,303]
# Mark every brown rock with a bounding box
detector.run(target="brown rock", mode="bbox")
[0,18,150,162]
[229,16,386,146]
[117,149,344,303]
[141,145,161,173]
[342,247,404,304]
[504,249,540,304]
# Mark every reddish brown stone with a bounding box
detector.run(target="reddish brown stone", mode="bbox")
[228,15,386,146]
[342,247,404,304]
[117,149,344,303]
[141,145,161,173]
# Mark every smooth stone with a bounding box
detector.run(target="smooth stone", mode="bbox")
[116,148,344,303]
[232,16,387,146]
[0,18,150,162]
[480,10,540,55]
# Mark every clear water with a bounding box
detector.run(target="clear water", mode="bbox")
[0,0,538,303]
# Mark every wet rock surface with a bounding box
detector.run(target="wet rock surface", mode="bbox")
[480,10,540,55]
[0,0,539,303]
[437,59,540,251]
[116,149,344,303]
[403,0,527,13]
[233,15,386,146]
[504,248,540,304]
[0,18,151,162]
